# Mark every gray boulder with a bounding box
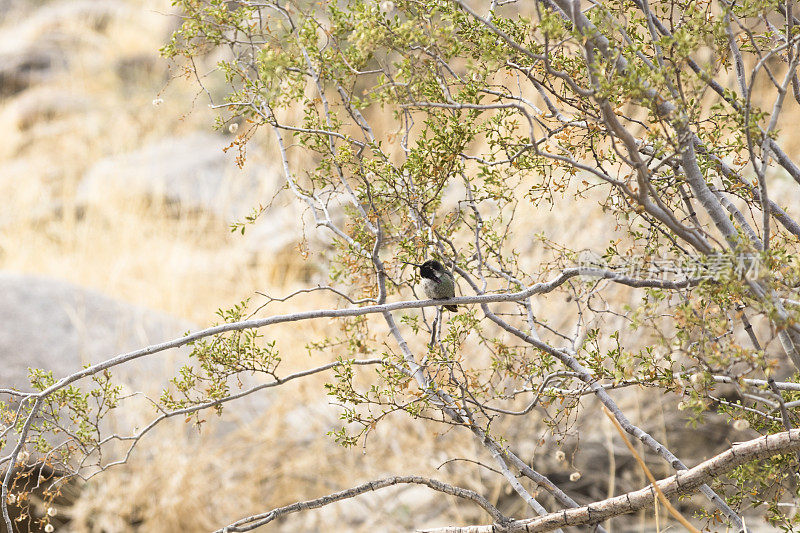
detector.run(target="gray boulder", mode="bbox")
[78,133,256,219]
[77,133,301,253]
[0,273,193,393]
[0,1,130,96]
[0,44,59,97]
[0,273,272,446]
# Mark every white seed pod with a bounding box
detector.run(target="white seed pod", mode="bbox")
[733,419,750,431]
[555,450,566,462]
[569,471,581,482]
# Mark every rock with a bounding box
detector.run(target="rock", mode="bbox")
[0,44,60,97]
[0,1,128,43]
[2,87,89,131]
[0,272,201,497]
[0,273,194,393]
[0,273,273,446]
[0,2,131,97]
[78,133,245,217]
[77,133,303,254]
[115,53,163,87]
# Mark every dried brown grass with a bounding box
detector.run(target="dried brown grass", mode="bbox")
[2,1,799,531]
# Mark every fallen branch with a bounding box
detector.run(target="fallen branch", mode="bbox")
[419,429,800,533]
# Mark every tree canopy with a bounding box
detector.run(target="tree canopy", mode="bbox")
[5,0,800,531]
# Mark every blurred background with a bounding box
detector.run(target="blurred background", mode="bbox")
[1,1,797,532]
[0,1,511,531]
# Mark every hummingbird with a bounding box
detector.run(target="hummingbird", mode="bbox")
[417,260,457,312]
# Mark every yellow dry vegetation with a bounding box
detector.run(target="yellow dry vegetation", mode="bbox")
[1,1,798,532]
[0,2,532,531]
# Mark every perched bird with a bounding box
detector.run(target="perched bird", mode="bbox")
[419,260,457,311]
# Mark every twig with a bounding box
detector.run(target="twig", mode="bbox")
[217,475,509,532]
[421,429,800,532]
[602,406,701,533]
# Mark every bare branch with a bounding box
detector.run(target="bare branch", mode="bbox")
[218,475,509,532]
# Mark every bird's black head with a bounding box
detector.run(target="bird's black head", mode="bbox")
[419,260,444,280]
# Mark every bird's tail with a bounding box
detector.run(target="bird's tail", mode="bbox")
[445,305,458,312]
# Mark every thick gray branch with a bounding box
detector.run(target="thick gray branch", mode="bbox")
[420,429,800,533]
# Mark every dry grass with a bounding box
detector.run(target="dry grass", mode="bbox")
[2,1,800,532]
[0,0,303,321]
[0,3,506,530]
